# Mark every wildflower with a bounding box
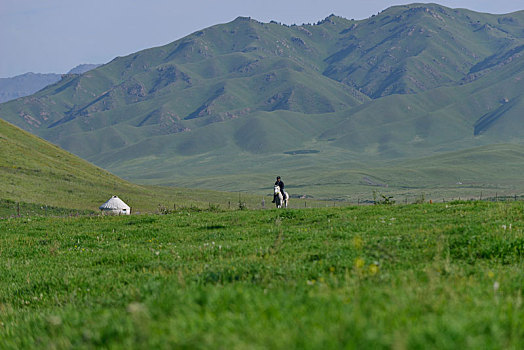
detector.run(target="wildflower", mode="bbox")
[493,281,500,292]
[354,257,365,269]
[488,271,495,279]
[368,264,379,275]
[352,236,364,249]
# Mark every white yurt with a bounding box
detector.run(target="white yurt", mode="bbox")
[99,196,131,215]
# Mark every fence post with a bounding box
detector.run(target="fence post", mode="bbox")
[17,202,20,217]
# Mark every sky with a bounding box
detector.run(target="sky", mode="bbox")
[1,0,523,78]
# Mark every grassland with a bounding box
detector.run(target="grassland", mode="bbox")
[1,201,523,348]
[127,143,524,204]
[0,118,291,214]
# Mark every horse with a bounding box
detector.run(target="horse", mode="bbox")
[274,185,289,208]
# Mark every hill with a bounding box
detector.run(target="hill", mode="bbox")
[1,4,524,195]
[0,118,268,214]
[0,64,101,104]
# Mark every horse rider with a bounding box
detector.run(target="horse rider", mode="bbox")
[272,176,285,203]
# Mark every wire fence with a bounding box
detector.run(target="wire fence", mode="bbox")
[3,192,523,219]
[157,191,524,213]
[0,199,96,219]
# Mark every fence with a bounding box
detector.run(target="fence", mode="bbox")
[0,199,95,219]
[3,192,523,219]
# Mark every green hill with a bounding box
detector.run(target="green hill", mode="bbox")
[1,4,524,196]
[323,4,524,97]
[0,118,267,214]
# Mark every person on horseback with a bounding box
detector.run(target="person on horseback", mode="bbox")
[272,176,285,203]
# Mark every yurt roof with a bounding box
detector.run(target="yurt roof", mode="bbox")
[99,196,130,210]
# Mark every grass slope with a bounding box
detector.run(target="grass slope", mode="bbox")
[320,53,524,157]
[1,202,523,348]
[324,4,524,97]
[0,118,273,213]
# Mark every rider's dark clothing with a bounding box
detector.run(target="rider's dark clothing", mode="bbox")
[275,180,285,197]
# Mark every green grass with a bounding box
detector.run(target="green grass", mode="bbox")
[1,201,523,348]
[2,117,319,213]
[116,143,524,203]
[0,199,95,218]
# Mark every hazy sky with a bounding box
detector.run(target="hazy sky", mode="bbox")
[1,0,523,77]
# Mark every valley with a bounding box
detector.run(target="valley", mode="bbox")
[1,4,524,199]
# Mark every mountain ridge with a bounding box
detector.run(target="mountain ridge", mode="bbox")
[0,64,102,103]
[1,3,524,194]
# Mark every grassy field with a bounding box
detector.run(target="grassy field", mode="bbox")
[129,143,524,204]
[0,118,342,215]
[1,201,523,349]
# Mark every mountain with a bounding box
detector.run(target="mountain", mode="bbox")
[67,64,101,74]
[1,3,524,196]
[0,73,61,103]
[0,64,101,104]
